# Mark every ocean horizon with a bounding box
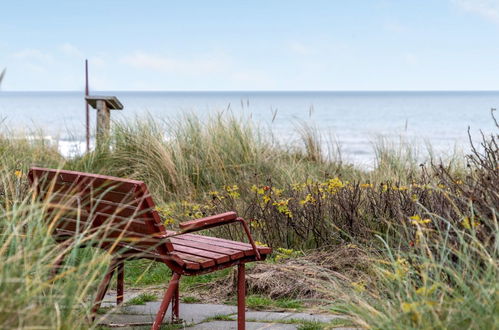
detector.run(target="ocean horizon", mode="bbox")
[1,90,498,167]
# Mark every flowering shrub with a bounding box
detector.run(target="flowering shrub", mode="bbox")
[169,158,497,252]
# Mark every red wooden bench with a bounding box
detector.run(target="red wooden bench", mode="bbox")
[28,167,271,330]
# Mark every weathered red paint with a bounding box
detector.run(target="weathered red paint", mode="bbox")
[29,167,271,330]
[152,272,180,330]
[238,263,246,330]
[117,261,124,305]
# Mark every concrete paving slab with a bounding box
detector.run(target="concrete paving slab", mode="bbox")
[244,311,346,323]
[101,290,153,308]
[120,302,238,324]
[98,300,355,329]
[189,321,298,330]
[96,313,157,325]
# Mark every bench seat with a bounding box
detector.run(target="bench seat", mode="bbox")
[55,228,270,272]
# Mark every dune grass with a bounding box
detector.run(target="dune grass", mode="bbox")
[0,112,497,328]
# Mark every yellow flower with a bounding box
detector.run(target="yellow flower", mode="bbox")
[254,241,268,247]
[273,199,293,218]
[409,215,431,226]
[250,220,263,229]
[277,247,294,255]
[416,284,438,296]
[272,188,284,196]
[324,177,345,194]
[360,183,373,189]
[224,185,240,198]
[382,257,410,281]
[251,185,265,195]
[274,247,299,262]
[351,281,366,293]
[14,170,22,178]
[164,218,175,226]
[401,300,437,323]
[291,183,306,191]
[299,193,316,205]
[461,217,479,229]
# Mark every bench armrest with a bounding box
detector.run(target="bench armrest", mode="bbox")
[179,211,238,232]
[178,211,261,260]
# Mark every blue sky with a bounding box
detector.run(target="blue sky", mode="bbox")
[1,0,499,91]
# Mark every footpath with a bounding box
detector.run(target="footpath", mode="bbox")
[97,291,357,329]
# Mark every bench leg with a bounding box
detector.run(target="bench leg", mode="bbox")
[50,241,71,279]
[117,261,125,305]
[91,258,119,318]
[152,272,181,330]
[172,280,180,322]
[238,263,246,330]
[51,252,66,277]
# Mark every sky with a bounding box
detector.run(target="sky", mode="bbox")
[1,0,499,91]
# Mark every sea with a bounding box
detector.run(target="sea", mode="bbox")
[1,91,498,168]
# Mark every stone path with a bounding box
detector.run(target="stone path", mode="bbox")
[98,291,356,329]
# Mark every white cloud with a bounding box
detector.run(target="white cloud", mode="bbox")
[454,0,499,23]
[289,41,314,55]
[121,51,224,75]
[11,49,53,62]
[88,56,106,68]
[59,43,84,57]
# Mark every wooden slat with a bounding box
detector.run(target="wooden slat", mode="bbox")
[172,245,230,264]
[179,212,237,232]
[180,233,252,250]
[180,233,272,255]
[30,167,143,192]
[39,187,141,210]
[41,191,148,220]
[46,206,159,235]
[52,217,163,246]
[170,236,245,260]
[181,233,251,248]
[173,252,214,269]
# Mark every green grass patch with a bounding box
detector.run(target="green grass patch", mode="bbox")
[124,259,171,286]
[297,321,327,330]
[181,296,201,303]
[246,295,274,309]
[180,268,232,290]
[274,298,303,310]
[228,295,304,311]
[203,314,235,322]
[125,293,157,306]
[123,260,231,289]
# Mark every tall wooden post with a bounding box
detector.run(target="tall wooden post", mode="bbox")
[96,99,110,140]
[85,60,90,152]
[85,96,123,149]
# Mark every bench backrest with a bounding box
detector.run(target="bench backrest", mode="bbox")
[28,167,171,255]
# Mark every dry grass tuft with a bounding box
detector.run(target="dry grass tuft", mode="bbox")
[201,247,371,302]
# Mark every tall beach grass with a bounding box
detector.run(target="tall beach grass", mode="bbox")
[0,111,497,328]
